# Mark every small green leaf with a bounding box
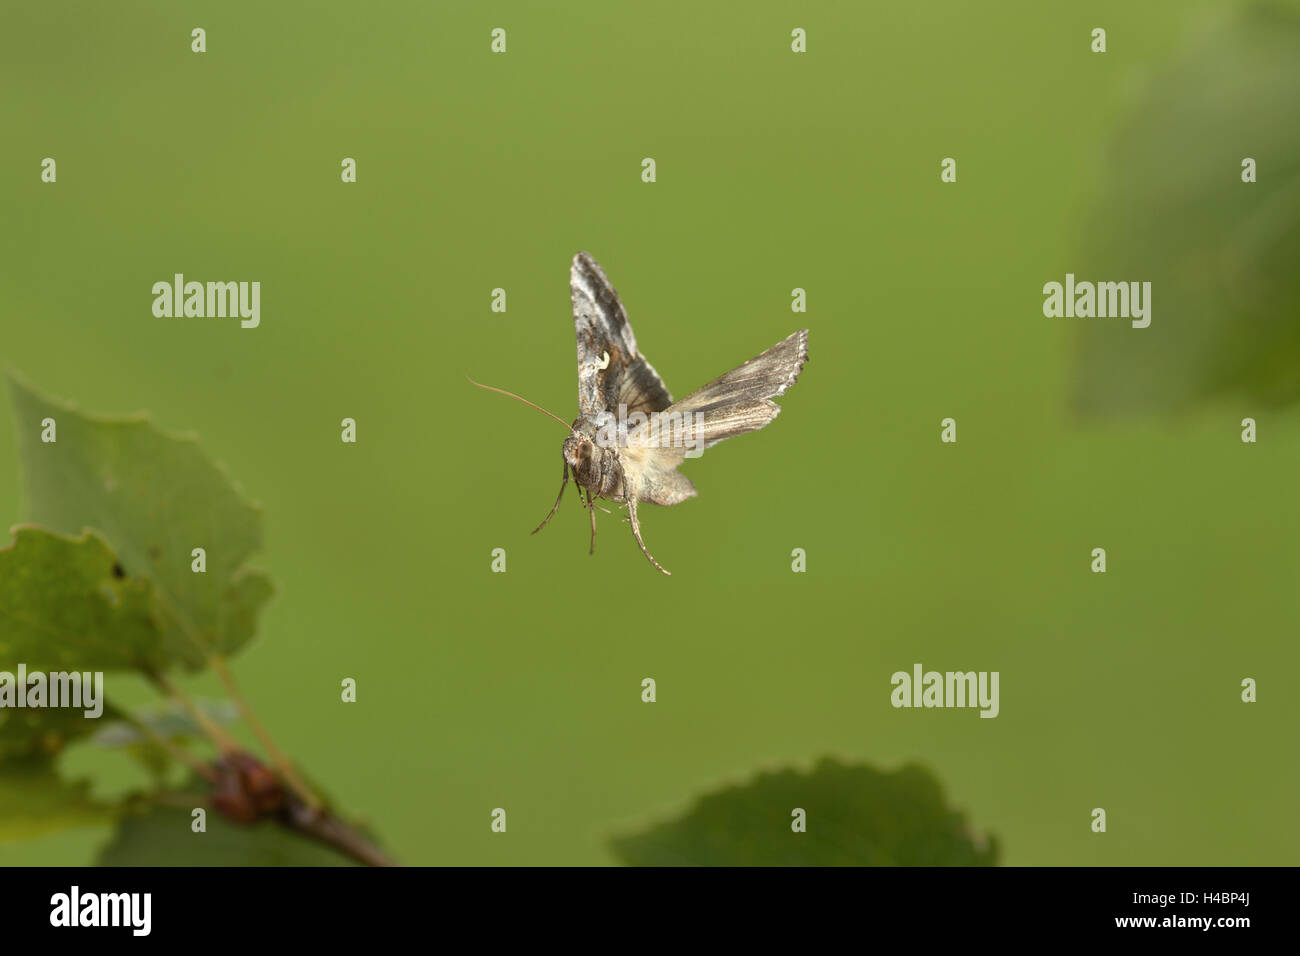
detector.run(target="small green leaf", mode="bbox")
[91,699,237,749]
[608,757,998,866]
[7,375,273,668]
[97,802,360,866]
[88,699,239,782]
[0,526,156,761]
[0,756,110,842]
[0,526,165,673]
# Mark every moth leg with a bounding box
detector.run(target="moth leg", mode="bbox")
[585,489,598,555]
[624,480,671,576]
[532,462,571,535]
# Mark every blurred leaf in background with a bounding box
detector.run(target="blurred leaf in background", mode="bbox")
[90,700,239,782]
[1071,1,1300,419]
[0,757,109,842]
[98,799,358,866]
[90,699,239,749]
[609,758,997,866]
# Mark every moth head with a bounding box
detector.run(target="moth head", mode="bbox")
[562,433,594,471]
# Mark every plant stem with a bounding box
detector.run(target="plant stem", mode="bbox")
[209,655,322,812]
[117,707,219,783]
[282,799,396,867]
[147,670,240,755]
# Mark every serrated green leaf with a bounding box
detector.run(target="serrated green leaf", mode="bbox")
[1070,2,1300,418]
[6,375,273,668]
[0,527,165,674]
[97,803,359,866]
[0,526,163,762]
[608,757,998,866]
[0,756,110,842]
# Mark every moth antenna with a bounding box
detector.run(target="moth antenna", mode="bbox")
[466,375,576,433]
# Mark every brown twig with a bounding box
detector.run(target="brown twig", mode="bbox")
[209,655,323,812]
[280,798,396,867]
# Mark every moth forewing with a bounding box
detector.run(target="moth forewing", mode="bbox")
[625,329,809,453]
[570,252,673,419]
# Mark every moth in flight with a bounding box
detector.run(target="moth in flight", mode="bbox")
[471,252,808,575]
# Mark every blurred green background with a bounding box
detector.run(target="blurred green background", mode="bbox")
[2,0,1297,865]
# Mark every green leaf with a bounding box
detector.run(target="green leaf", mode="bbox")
[0,706,103,761]
[6,374,273,668]
[0,756,110,842]
[0,699,129,762]
[91,699,238,749]
[608,757,998,866]
[1070,2,1300,418]
[97,802,359,866]
[88,699,238,780]
[0,526,162,763]
[0,526,165,675]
